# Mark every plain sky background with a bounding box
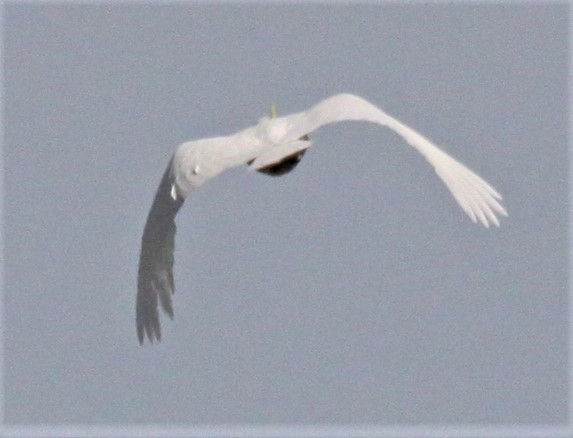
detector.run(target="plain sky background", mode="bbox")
[2,1,569,429]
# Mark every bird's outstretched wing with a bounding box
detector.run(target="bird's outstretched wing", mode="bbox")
[137,158,184,344]
[284,94,507,227]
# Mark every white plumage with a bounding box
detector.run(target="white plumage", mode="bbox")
[137,93,507,344]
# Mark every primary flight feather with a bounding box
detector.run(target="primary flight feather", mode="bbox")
[136,93,507,344]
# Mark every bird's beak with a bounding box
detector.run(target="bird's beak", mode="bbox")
[270,103,277,119]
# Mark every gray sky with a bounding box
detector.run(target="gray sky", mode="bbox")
[2,1,569,434]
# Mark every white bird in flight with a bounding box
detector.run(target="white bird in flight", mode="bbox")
[137,93,507,344]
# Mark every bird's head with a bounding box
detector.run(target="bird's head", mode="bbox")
[256,103,278,125]
[256,103,290,145]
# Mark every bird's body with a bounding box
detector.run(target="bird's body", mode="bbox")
[137,93,507,344]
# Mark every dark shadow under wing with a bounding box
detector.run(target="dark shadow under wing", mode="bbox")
[136,159,184,344]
